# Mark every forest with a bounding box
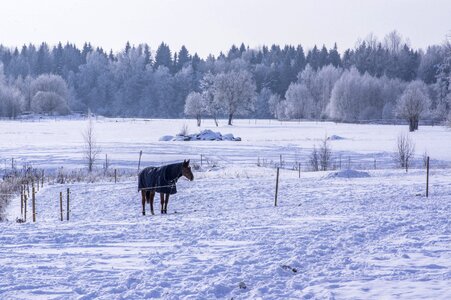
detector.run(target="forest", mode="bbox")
[0,31,450,126]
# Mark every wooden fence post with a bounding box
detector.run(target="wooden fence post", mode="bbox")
[60,192,63,221]
[201,154,203,166]
[279,154,282,167]
[24,194,27,222]
[20,185,24,218]
[426,156,430,197]
[138,150,143,173]
[275,168,280,207]
[298,163,301,178]
[32,187,36,222]
[114,169,117,183]
[41,170,44,188]
[66,188,70,221]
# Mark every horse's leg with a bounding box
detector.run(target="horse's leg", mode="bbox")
[164,194,169,214]
[149,191,155,215]
[141,190,146,215]
[160,193,165,214]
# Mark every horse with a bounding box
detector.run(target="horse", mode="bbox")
[138,160,194,215]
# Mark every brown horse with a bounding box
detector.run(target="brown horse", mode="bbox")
[138,160,194,215]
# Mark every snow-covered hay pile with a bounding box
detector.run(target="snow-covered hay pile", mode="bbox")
[160,129,241,141]
[327,134,346,140]
[326,169,370,179]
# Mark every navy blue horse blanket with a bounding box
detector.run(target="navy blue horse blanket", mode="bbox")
[138,163,183,194]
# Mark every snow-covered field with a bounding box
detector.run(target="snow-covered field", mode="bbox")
[1,118,451,299]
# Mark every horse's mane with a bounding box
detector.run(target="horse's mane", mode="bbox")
[161,162,183,183]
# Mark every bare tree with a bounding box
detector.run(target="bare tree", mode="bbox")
[394,133,415,171]
[319,136,332,171]
[83,116,100,172]
[309,146,319,171]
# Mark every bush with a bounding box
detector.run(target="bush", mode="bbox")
[394,133,415,170]
[31,91,70,115]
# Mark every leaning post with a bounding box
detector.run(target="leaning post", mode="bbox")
[32,187,36,222]
[20,185,24,218]
[66,188,70,221]
[137,150,143,173]
[275,167,280,207]
[426,156,430,197]
[24,195,27,222]
[60,191,63,221]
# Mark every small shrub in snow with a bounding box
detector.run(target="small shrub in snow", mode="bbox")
[310,136,333,171]
[394,133,415,171]
[82,116,100,173]
[319,136,332,171]
[309,146,319,171]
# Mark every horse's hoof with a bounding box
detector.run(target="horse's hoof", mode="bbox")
[151,211,155,215]
[142,212,145,216]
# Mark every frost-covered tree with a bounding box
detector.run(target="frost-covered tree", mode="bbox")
[152,66,175,117]
[380,76,407,119]
[433,43,451,119]
[383,30,404,55]
[268,93,282,119]
[297,64,342,118]
[328,67,362,121]
[184,91,204,126]
[76,51,112,114]
[211,70,257,125]
[30,74,70,115]
[255,87,273,118]
[200,72,220,126]
[396,80,431,131]
[0,84,23,118]
[14,75,33,111]
[31,91,69,115]
[284,83,314,119]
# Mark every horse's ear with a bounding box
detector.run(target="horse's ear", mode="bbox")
[187,159,190,166]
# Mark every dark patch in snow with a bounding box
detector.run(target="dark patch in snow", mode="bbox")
[238,282,247,289]
[327,135,346,140]
[281,265,298,273]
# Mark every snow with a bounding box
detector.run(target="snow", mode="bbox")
[0,118,451,299]
[162,129,241,141]
[325,169,370,178]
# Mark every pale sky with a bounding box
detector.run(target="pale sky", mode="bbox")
[0,0,450,57]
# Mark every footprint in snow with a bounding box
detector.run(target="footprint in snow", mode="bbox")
[281,265,298,273]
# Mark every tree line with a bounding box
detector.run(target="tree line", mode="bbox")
[0,31,450,128]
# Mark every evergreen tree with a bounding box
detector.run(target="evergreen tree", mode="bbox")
[329,43,341,67]
[154,42,173,70]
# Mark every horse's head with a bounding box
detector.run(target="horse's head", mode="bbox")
[182,159,194,181]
